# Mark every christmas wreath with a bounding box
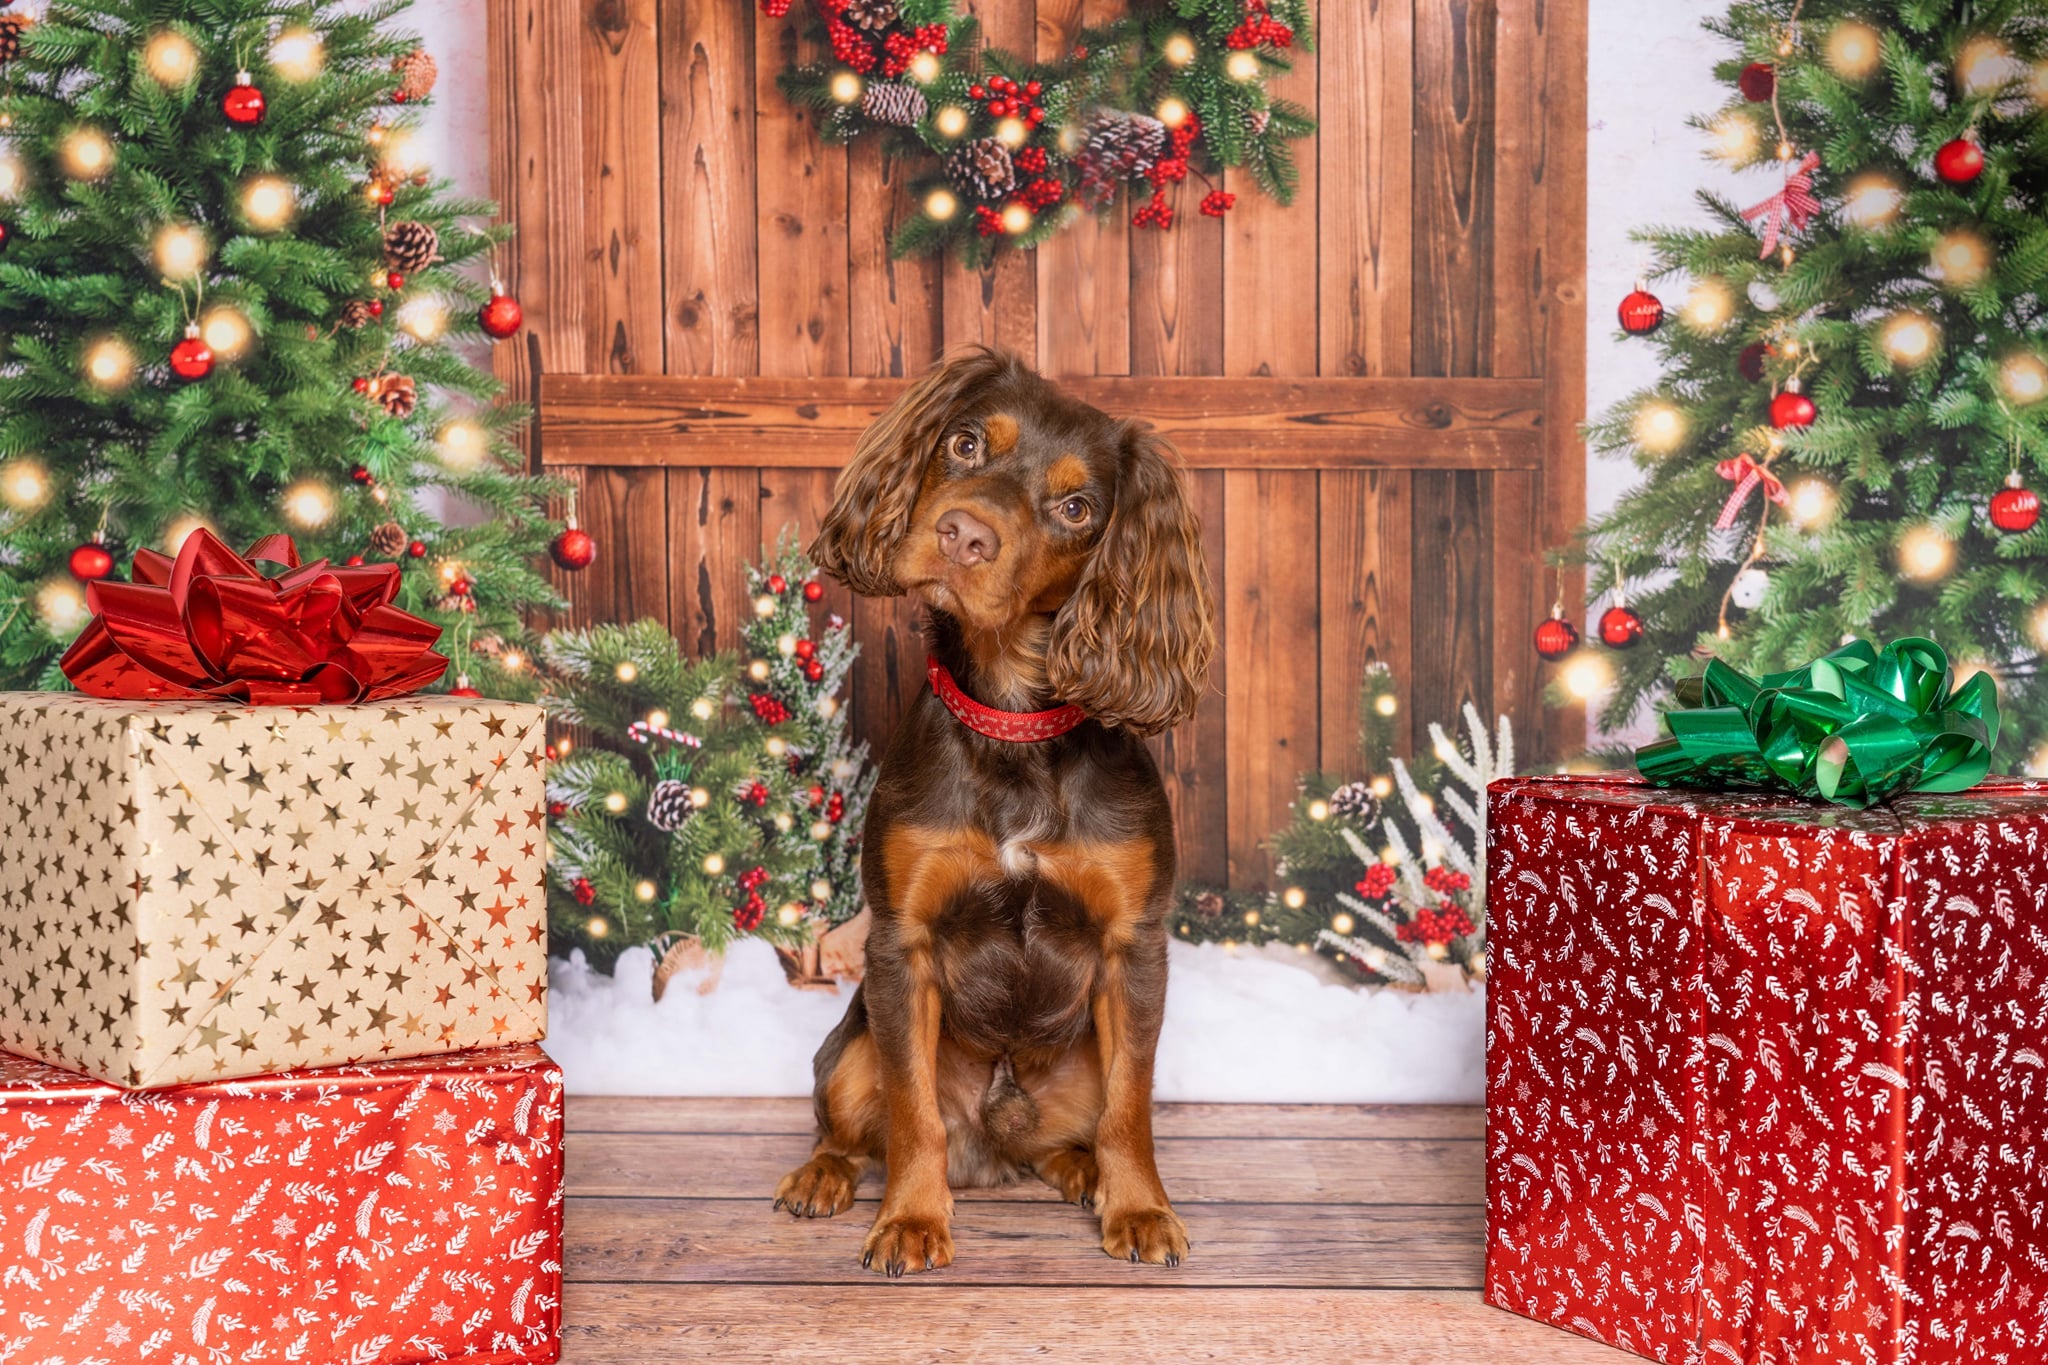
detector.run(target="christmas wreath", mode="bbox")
[768,0,1315,263]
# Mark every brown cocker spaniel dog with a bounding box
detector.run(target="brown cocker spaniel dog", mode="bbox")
[773,347,1215,1275]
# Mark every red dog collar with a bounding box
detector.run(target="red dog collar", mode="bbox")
[927,655,1087,743]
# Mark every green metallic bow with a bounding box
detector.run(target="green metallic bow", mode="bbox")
[1635,637,1999,809]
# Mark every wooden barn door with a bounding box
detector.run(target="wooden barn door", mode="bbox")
[487,0,1587,889]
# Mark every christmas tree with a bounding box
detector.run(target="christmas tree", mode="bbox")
[543,538,874,979]
[0,0,557,696]
[1171,664,1502,990]
[1569,2,2048,764]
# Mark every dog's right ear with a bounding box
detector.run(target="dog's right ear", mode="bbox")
[810,346,1013,597]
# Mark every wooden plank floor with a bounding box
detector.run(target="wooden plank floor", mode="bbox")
[559,1098,1634,1363]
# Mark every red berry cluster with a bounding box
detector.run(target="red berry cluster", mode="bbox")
[743,782,770,808]
[881,24,948,79]
[807,784,827,806]
[749,693,791,725]
[1131,191,1173,230]
[733,865,772,930]
[1021,177,1066,211]
[1016,146,1049,176]
[1422,866,1472,896]
[826,792,846,824]
[548,800,569,819]
[1199,190,1236,217]
[1226,0,1295,49]
[759,0,792,16]
[967,74,1045,127]
[974,205,1005,237]
[1354,862,1397,900]
[1145,114,1203,188]
[572,876,596,906]
[1397,901,1476,946]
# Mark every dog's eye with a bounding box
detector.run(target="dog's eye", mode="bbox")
[1058,497,1091,525]
[946,432,980,462]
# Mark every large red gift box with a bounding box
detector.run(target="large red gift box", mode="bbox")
[1485,774,2048,1365]
[0,1043,563,1364]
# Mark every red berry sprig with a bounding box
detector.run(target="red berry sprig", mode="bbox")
[968,74,1046,127]
[826,792,846,824]
[1422,866,1472,896]
[1398,902,1476,946]
[881,24,947,78]
[1354,863,1397,900]
[1226,0,1295,49]
[1199,190,1236,217]
[759,0,792,15]
[973,205,1004,237]
[1132,190,1173,230]
[571,877,596,906]
[743,781,770,807]
[749,693,791,725]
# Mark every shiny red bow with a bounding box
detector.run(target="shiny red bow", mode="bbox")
[60,529,448,704]
[1741,151,1821,258]
[1714,453,1788,530]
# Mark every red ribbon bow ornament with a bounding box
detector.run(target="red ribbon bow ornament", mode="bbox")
[1714,453,1789,530]
[1741,151,1822,259]
[60,529,448,704]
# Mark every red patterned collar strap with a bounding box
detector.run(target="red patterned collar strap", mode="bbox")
[927,654,1088,743]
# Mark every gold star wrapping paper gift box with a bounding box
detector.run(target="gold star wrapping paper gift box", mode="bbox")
[0,692,550,1088]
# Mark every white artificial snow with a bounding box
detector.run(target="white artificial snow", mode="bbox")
[546,938,1485,1104]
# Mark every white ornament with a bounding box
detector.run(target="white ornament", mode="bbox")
[1730,567,1770,609]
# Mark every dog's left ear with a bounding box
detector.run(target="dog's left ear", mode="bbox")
[1047,423,1216,737]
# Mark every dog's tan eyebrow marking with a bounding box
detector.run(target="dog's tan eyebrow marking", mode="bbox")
[982,413,1020,456]
[1047,454,1090,496]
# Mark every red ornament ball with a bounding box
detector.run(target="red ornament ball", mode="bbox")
[1598,604,1645,649]
[369,299,385,318]
[449,682,483,699]
[1990,476,2040,535]
[1618,286,1665,336]
[221,78,266,127]
[1533,616,1579,660]
[386,271,406,291]
[1738,342,1771,383]
[169,332,214,381]
[1737,62,1775,102]
[550,523,597,572]
[352,377,372,394]
[1934,136,1984,185]
[478,293,523,340]
[794,638,815,660]
[0,220,10,253]
[345,555,365,567]
[68,539,114,582]
[350,463,372,484]
[448,575,473,597]
[407,539,427,558]
[804,660,824,682]
[767,573,788,594]
[802,579,824,602]
[1769,387,1817,429]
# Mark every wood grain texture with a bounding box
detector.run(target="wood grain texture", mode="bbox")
[940,0,1037,364]
[1320,470,1413,772]
[1321,0,1414,379]
[848,139,944,381]
[1130,196,1225,379]
[754,9,849,379]
[1413,0,1500,380]
[570,466,672,628]
[560,1284,1639,1363]
[1224,0,1319,382]
[565,1197,1482,1287]
[661,0,757,377]
[1408,470,1492,754]
[563,1095,1488,1140]
[1034,2,1131,379]
[1488,470,1541,757]
[537,375,1547,468]
[581,0,663,375]
[668,468,763,656]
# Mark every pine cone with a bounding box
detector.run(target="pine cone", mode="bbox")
[339,299,380,330]
[945,137,1015,200]
[1076,111,1166,203]
[1327,781,1380,827]
[0,16,26,67]
[860,81,927,127]
[375,374,418,418]
[841,0,899,32]
[382,220,441,274]
[1247,107,1272,136]
[369,521,408,557]
[392,48,438,101]
[1193,890,1226,920]
[647,779,694,833]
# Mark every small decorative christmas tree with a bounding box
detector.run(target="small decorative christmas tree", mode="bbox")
[0,0,558,696]
[543,538,873,984]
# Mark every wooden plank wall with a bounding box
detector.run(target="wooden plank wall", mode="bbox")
[487,0,1588,890]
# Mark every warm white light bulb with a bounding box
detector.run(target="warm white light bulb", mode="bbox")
[1633,402,1686,453]
[1842,173,1902,230]
[242,178,296,231]
[646,709,669,730]
[200,307,252,360]
[908,51,941,84]
[1958,36,2015,96]
[1374,694,1397,717]
[1824,20,1881,80]
[0,458,49,510]
[994,116,1029,148]
[1880,311,1938,367]
[1787,479,1834,528]
[829,71,863,104]
[0,150,23,201]
[634,879,657,902]
[1933,230,1991,287]
[1226,51,1262,82]
[1898,525,1953,582]
[1307,800,1330,822]
[154,224,207,280]
[36,580,90,637]
[61,129,115,181]
[84,337,135,389]
[269,28,325,81]
[1162,34,1198,67]
[933,106,969,139]
[1683,280,1733,332]
[604,791,629,814]
[923,188,958,222]
[1156,97,1190,128]
[2001,353,2048,405]
[1561,651,1613,701]
[586,916,610,939]
[1709,112,1759,163]
[437,420,488,470]
[1000,203,1032,234]
[396,296,448,342]
[615,660,639,683]
[282,481,333,528]
[144,32,200,87]
[703,853,726,875]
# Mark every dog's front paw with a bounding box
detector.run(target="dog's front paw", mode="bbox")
[773,1154,860,1218]
[1101,1204,1189,1266]
[861,1210,954,1277]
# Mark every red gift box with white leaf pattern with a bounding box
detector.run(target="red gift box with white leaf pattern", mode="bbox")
[1485,773,2048,1365]
[0,1043,563,1364]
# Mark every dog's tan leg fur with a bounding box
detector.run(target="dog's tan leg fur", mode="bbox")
[1090,955,1187,1264]
[774,1032,881,1219]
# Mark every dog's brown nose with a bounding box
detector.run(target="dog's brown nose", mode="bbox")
[936,508,1001,567]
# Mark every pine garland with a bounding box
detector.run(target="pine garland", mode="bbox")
[0,0,561,696]
[766,0,1315,266]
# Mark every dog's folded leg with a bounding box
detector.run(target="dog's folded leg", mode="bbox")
[1090,941,1189,1267]
[861,949,955,1276]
